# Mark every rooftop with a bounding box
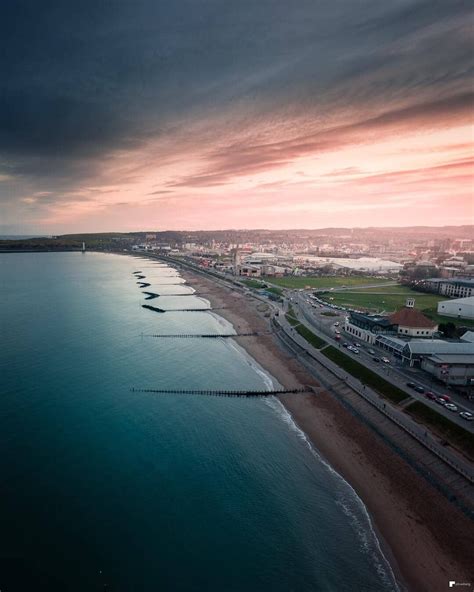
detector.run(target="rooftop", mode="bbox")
[389,307,437,329]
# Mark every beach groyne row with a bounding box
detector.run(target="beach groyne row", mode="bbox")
[131,387,307,398]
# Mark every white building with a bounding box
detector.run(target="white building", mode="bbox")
[437,296,474,320]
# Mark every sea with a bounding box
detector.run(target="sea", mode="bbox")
[0,252,400,591]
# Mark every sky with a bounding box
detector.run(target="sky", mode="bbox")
[1,0,473,234]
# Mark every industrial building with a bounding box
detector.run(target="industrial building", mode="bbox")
[437,296,474,320]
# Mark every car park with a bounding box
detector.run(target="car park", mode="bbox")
[459,411,473,421]
[444,403,458,412]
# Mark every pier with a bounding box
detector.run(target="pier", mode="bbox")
[131,387,307,398]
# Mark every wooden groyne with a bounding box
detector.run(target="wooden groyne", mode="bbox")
[142,304,218,313]
[131,387,307,398]
[143,332,259,338]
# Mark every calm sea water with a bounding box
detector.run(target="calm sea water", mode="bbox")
[0,252,399,591]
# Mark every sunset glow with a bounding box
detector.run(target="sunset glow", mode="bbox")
[1,1,472,233]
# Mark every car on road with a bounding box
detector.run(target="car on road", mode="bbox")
[372,357,380,362]
[425,391,436,400]
[414,385,425,394]
[459,411,474,421]
[444,403,458,412]
[407,382,416,389]
[435,397,447,406]
[381,357,390,364]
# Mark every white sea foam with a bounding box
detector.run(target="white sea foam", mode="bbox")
[264,397,402,592]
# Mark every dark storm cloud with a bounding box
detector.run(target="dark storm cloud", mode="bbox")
[0,0,472,203]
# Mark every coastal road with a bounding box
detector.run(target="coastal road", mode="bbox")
[289,290,474,431]
[275,312,474,486]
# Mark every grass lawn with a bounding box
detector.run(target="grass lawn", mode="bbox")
[284,307,326,347]
[241,279,264,289]
[265,286,283,297]
[268,276,393,289]
[321,290,443,313]
[294,323,327,348]
[321,346,410,404]
[405,401,474,458]
[346,285,414,294]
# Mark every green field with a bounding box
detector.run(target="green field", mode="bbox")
[241,279,264,289]
[268,276,393,289]
[321,346,410,404]
[405,401,474,458]
[321,289,443,313]
[293,323,327,348]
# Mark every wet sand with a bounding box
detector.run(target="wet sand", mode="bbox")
[180,268,474,592]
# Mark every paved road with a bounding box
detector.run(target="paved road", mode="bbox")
[289,290,474,431]
[275,312,474,483]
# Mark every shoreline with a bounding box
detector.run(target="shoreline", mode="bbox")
[175,264,474,592]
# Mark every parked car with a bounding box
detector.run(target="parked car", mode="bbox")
[372,357,380,362]
[381,357,390,364]
[435,397,447,406]
[459,411,474,421]
[439,395,451,403]
[414,385,425,394]
[444,403,458,412]
[334,322,340,326]
[342,342,349,347]
[407,382,416,389]
[354,342,361,347]
[368,349,375,355]
[425,391,436,400]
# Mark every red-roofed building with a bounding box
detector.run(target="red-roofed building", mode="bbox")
[389,298,438,338]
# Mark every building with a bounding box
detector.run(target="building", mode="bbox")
[343,298,437,343]
[417,278,474,298]
[238,264,261,277]
[439,279,474,298]
[421,354,474,388]
[437,296,474,320]
[344,312,395,344]
[376,336,474,370]
[388,298,438,337]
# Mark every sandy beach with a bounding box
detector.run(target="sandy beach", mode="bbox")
[180,267,474,592]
